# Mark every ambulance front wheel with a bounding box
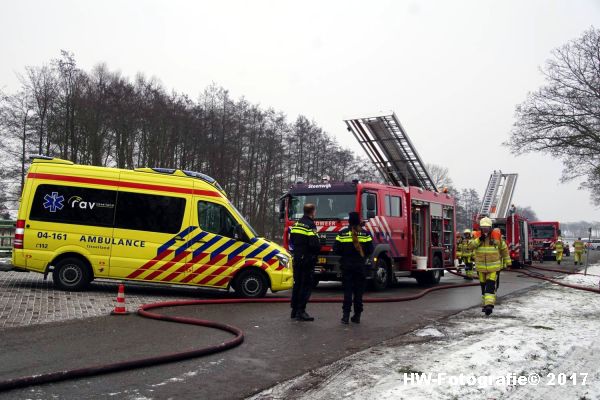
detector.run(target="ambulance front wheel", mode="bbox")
[234,269,269,298]
[52,257,91,291]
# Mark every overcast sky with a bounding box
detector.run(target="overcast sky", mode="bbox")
[1,0,599,222]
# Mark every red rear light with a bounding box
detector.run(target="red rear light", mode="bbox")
[14,219,25,249]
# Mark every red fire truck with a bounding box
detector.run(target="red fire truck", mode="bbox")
[474,171,531,266]
[529,221,561,261]
[280,113,456,289]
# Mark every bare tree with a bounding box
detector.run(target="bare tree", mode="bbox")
[22,65,57,155]
[426,163,454,190]
[506,27,600,205]
[0,90,35,191]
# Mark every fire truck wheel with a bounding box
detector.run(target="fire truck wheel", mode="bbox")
[52,257,91,291]
[233,269,268,298]
[370,257,391,291]
[415,257,442,286]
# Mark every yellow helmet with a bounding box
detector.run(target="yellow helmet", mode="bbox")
[479,217,493,228]
[463,229,471,234]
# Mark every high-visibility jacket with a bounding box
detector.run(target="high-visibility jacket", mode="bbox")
[574,240,585,252]
[458,238,473,260]
[456,238,463,258]
[554,241,564,252]
[333,227,374,266]
[289,216,320,261]
[470,236,511,272]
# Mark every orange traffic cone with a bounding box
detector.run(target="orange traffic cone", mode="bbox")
[111,284,130,315]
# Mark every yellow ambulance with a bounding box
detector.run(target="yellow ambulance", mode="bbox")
[12,157,293,297]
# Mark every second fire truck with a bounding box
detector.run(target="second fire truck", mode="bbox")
[474,170,531,266]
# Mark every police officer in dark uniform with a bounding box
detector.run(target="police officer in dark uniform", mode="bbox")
[289,203,320,321]
[334,211,373,324]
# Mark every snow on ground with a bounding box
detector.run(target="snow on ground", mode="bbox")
[251,265,600,400]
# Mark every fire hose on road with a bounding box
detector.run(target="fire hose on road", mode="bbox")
[0,264,598,392]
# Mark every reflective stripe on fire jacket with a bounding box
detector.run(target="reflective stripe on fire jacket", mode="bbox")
[470,236,511,272]
[458,238,473,261]
[574,240,585,252]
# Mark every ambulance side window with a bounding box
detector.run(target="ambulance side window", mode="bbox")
[114,192,186,234]
[30,184,116,227]
[197,201,239,239]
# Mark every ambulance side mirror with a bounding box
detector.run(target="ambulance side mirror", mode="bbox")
[234,224,245,241]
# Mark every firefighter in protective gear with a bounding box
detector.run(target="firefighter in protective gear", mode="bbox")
[289,203,321,321]
[553,238,564,265]
[456,233,463,265]
[470,217,511,316]
[334,211,374,324]
[574,238,585,265]
[493,228,509,291]
[460,229,475,280]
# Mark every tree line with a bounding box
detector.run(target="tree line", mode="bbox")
[0,51,378,239]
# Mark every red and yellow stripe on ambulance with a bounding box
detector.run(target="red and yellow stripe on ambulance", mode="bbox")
[122,227,288,288]
[12,157,293,297]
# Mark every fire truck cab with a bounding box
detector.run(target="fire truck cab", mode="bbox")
[529,221,561,261]
[280,112,456,289]
[281,181,455,289]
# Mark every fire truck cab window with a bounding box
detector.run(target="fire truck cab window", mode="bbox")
[198,201,239,238]
[288,194,356,220]
[531,226,555,239]
[361,192,377,220]
[385,195,402,217]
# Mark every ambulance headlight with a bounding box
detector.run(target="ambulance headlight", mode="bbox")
[275,253,290,268]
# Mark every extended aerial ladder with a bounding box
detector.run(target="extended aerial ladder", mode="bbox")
[479,170,518,220]
[477,170,530,265]
[344,112,438,191]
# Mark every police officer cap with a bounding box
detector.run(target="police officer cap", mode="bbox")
[348,211,360,226]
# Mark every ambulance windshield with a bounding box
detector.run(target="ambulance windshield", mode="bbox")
[288,194,356,220]
[228,201,258,237]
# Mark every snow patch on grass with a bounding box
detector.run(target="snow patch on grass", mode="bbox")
[414,326,444,337]
[250,265,600,400]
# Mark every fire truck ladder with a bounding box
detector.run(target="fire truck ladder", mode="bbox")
[344,112,437,191]
[479,171,518,219]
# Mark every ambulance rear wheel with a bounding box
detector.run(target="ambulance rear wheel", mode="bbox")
[234,269,268,298]
[53,257,91,291]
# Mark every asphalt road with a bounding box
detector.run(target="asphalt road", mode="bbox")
[0,253,598,400]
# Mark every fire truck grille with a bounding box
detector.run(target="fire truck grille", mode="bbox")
[318,232,338,246]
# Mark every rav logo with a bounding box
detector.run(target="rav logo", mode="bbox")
[68,196,96,210]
